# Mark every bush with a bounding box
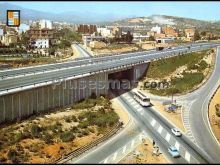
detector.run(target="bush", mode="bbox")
[42,133,53,144]
[30,124,42,138]
[78,120,90,129]
[7,148,19,163]
[198,60,208,71]
[60,132,75,142]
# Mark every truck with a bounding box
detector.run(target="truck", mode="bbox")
[156,46,164,51]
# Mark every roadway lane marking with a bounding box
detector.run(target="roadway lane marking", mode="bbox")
[137,108,142,112]
[131,139,135,148]
[185,151,191,162]
[113,152,118,161]
[165,133,171,142]
[134,104,140,109]
[151,119,156,126]
[157,125,163,134]
[122,145,127,154]
[103,157,108,163]
[174,141,180,151]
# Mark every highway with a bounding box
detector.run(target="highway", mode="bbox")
[70,90,212,163]
[176,46,220,162]
[0,43,218,95]
[0,43,217,80]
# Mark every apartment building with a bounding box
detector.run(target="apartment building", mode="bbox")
[78,24,97,34]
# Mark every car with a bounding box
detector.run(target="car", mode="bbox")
[168,146,180,158]
[171,128,182,137]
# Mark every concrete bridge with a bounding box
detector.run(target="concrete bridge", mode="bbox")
[0,43,219,123]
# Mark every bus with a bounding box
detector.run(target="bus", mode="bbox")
[133,90,151,107]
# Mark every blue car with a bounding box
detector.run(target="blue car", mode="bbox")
[168,146,180,158]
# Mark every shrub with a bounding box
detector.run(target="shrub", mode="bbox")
[42,133,53,144]
[81,129,89,136]
[78,121,90,129]
[30,124,42,138]
[60,132,75,142]
[71,115,78,122]
[7,148,18,162]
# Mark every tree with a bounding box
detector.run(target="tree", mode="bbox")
[149,35,155,41]
[125,31,133,44]
[194,29,201,41]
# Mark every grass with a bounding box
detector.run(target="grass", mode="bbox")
[149,72,205,96]
[147,49,210,79]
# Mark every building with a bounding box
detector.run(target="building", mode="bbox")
[78,24,97,34]
[97,27,112,37]
[1,34,18,46]
[82,34,105,46]
[156,37,175,43]
[154,33,166,39]
[18,23,30,34]
[112,26,122,36]
[39,20,53,29]
[151,25,161,34]
[162,26,178,37]
[27,28,55,40]
[133,33,149,43]
[185,28,195,41]
[31,39,49,49]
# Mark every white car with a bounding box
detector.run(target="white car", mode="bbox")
[171,128,182,137]
[168,146,180,158]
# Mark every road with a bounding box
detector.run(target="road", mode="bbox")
[0,43,217,95]
[69,90,213,163]
[177,47,220,162]
[0,43,217,80]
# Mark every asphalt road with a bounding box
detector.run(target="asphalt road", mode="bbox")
[176,47,220,162]
[0,43,217,80]
[0,44,217,94]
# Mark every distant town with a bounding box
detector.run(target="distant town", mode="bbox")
[0,17,219,64]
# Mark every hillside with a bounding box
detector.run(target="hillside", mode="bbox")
[111,15,220,32]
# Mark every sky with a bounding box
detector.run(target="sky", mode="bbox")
[1,1,220,21]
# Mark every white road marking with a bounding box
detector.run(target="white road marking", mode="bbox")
[131,139,135,148]
[174,141,180,150]
[113,152,118,161]
[165,133,171,142]
[134,104,140,109]
[137,108,142,112]
[103,157,108,163]
[151,118,156,126]
[185,151,191,162]
[157,125,163,134]
[122,145,127,154]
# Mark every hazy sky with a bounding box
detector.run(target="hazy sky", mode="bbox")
[2,1,220,21]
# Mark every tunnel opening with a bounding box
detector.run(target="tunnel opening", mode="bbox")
[108,68,137,96]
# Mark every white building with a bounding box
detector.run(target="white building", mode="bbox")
[151,25,161,34]
[33,39,49,48]
[133,33,150,43]
[39,20,53,29]
[18,24,30,34]
[97,27,112,37]
[156,37,174,43]
[0,29,3,36]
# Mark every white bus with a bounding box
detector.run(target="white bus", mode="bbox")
[133,90,151,107]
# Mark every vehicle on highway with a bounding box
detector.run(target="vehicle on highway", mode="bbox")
[171,128,182,137]
[133,90,151,107]
[168,146,181,158]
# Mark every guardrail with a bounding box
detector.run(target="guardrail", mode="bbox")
[53,122,123,164]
